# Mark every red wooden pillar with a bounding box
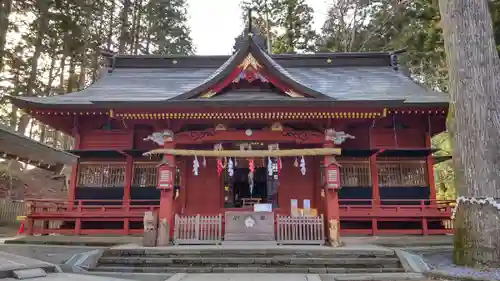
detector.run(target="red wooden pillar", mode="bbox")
[369,154,380,235]
[68,121,81,209]
[323,141,341,247]
[425,133,437,202]
[157,138,175,245]
[123,156,133,235]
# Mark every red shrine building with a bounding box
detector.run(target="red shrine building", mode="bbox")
[11,30,452,243]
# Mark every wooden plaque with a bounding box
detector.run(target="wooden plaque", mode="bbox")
[224,211,275,241]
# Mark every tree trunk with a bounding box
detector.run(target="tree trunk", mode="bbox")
[9,106,17,130]
[39,124,47,144]
[118,0,131,53]
[107,0,116,50]
[19,0,51,136]
[66,57,77,92]
[0,0,12,72]
[132,0,143,54]
[439,0,500,267]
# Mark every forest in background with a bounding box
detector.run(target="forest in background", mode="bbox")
[1,0,500,198]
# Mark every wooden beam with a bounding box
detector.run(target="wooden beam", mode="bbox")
[175,128,324,144]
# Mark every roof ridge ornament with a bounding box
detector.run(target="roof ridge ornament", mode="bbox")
[247,8,253,37]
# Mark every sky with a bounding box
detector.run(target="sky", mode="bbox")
[186,0,330,55]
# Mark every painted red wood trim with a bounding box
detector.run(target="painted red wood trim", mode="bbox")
[175,129,324,144]
[369,154,380,235]
[425,133,437,201]
[181,159,188,213]
[68,118,81,207]
[206,67,243,94]
[158,141,176,242]
[323,142,340,241]
[24,198,454,236]
[261,68,305,97]
[123,156,133,202]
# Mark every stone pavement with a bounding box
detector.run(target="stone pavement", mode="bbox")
[2,273,141,281]
[4,235,452,248]
[0,252,56,272]
[167,273,316,281]
[0,244,103,264]
[4,235,142,246]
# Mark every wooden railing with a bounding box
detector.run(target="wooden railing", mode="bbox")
[26,199,160,235]
[24,198,455,237]
[276,215,324,245]
[339,199,454,235]
[0,199,28,225]
[173,214,222,245]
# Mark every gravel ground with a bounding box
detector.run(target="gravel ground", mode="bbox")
[422,250,500,280]
[0,244,102,264]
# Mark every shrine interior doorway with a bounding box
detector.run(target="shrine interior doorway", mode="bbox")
[230,167,268,208]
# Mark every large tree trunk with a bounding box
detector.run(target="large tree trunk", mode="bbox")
[0,0,12,72]
[118,0,131,53]
[439,0,500,267]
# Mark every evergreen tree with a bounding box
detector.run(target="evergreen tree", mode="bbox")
[239,0,317,54]
[0,0,13,72]
[270,0,317,53]
[145,0,194,55]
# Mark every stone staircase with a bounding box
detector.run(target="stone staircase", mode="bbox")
[90,246,408,274]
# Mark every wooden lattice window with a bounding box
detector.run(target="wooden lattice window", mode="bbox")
[338,160,371,187]
[77,162,126,188]
[132,162,157,187]
[377,159,427,187]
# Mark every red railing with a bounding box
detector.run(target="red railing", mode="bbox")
[339,199,454,235]
[25,198,454,236]
[26,199,160,235]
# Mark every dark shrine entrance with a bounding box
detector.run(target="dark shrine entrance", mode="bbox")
[231,167,268,208]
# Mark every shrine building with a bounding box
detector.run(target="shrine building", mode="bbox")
[11,28,452,244]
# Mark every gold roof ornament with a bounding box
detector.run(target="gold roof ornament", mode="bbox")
[285,89,304,98]
[200,90,217,98]
[238,53,262,70]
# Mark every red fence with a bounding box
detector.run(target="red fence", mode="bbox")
[25,199,454,236]
[26,199,159,235]
[339,199,454,235]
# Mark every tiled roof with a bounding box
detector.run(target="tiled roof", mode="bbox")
[11,36,448,108]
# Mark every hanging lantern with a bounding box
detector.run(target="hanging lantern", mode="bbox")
[294,157,299,167]
[157,165,173,190]
[202,156,207,167]
[325,159,340,190]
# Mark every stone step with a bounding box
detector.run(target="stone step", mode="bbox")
[98,256,401,268]
[102,249,395,258]
[329,273,426,281]
[91,266,406,274]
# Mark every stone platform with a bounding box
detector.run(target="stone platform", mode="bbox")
[3,235,452,248]
[0,252,59,278]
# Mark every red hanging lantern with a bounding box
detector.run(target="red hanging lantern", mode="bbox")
[157,165,173,190]
[325,161,340,190]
